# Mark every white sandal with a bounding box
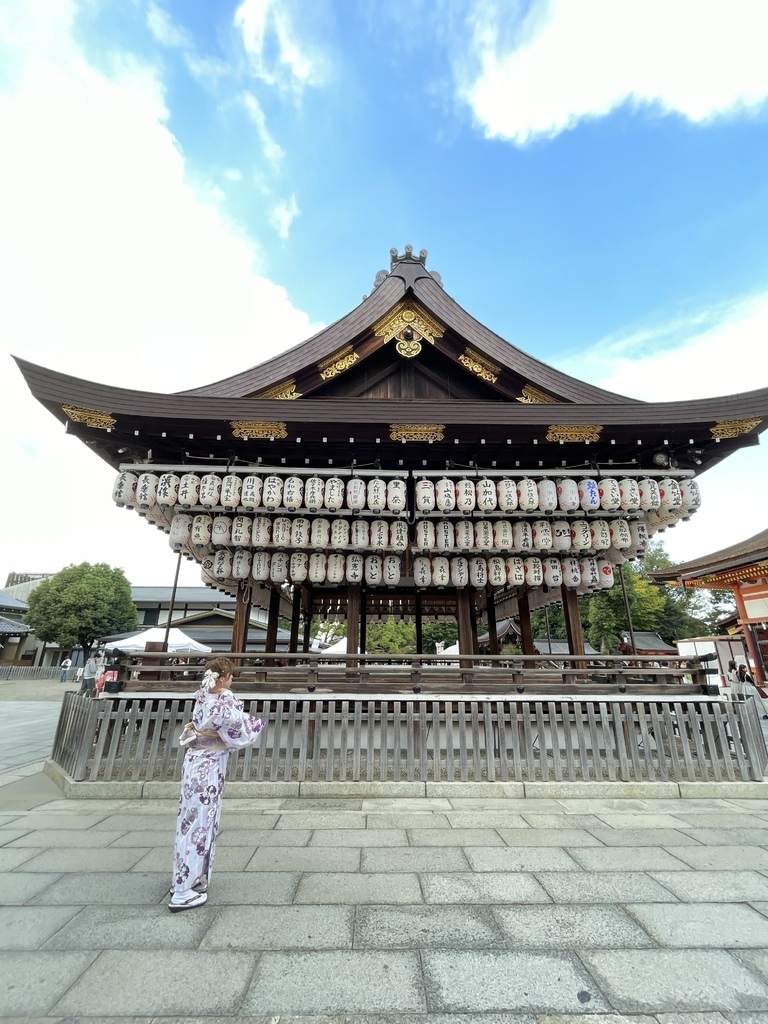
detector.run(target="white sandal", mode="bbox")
[168,890,207,913]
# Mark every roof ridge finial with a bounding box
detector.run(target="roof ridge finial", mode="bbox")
[390,245,428,270]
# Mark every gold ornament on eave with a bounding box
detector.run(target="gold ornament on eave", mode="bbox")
[62,405,116,430]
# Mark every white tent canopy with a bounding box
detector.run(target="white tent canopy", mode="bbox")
[109,627,212,655]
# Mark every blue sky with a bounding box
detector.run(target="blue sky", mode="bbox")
[1,0,767,587]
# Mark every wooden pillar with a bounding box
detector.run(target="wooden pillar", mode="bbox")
[415,592,423,655]
[359,588,367,656]
[456,587,474,664]
[347,584,361,666]
[231,580,252,654]
[265,587,281,657]
[302,585,313,653]
[734,585,766,685]
[469,594,479,655]
[289,586,302,653]
[486,585,499,655]
[517,590,535,655]
[561,584,585,656]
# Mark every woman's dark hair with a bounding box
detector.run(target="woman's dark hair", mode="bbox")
[204,657,235,679]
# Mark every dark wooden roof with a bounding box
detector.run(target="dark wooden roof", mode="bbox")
[652,528,768,582]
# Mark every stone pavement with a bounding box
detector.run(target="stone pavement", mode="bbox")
[5,775,768,1022]
[0,701,62,789]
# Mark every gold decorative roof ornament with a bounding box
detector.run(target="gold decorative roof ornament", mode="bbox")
[230,420,288,439]
[546,424,603,443]
[395,338,422,359]
[255,379,301,400]
[62,405,116,430]
[389,423,445,442]
[318,345,360,380]
[373,300,445,346]
[519,384,558,404]
[710,418,762,439]
[458,347,500,384]
[681,561,768,589]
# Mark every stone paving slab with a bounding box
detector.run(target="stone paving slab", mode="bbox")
[679,828,768,846]
[242,950,427,1014]
[41,903,218,950]
[594,813,692,828]
[91,814,177,831]
[20,845,148,872]
[581,949,768,1012]
[422,950,610,1013]
[218,827,313,846]
[444,812,532,829]
[407,827,506,846]
[0,906,81,949]
[361,847,470,873]
[6,828,128,847]
[668,846,768,871]
[0,872,60,904]
[0,846,38,870]
[421,872,551,904]
[464,847,581,872]
[0,950,98,1016]
[492,904,654,949]
[200,904,354,950]
[27,871,168,906]
[246,846,361,872]
[497,828,603,847]
[365,813,451,829]
[520,814,608,829]
[295,872,422,905]
[535,871,681,903]
[131,845,250,873]
[586,828,700,846]
[53,949,257,1016]
[649,870,768,902]
[309,828,408,847]
[275,812,368,829]
[207,870,300,904]
[565,846,691,872]
[0,812,109,830]
[669,813,768,828]
[626,902,768,947]
[354,905,505,949]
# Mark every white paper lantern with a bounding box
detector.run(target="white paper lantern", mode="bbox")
[156,473,180,508]
[415,520,435,550]
[415,477,436,512]
[517,477,539,511]
[351,520,369,549]
[304,476,324,512]
[365,554,384,586]
[435,519,455,550]
[283,475,304,510]
[474,520,494,550]
[578,478,600,511]
[493,519,513,551]
[524,556,543,587]
[220,474,242,510]
[199,474,222,509]
[232,548,252,579]
[610,519,632,550]
[212,516,232,546]
[323,477,344,512]
[289,550,309,583]
[413,556,432,589]
[513,521,533,552]
[487,555,506,588]
[570,519,592,551]
[252,516,272,547]
[252,550,271,582]
[543,556,563,588]
[679,479,701,514]
[326,553,345,585]
[272,517,292,547]
[213,549,233,579]
[606,547,628,565]
[291,517,310,548]
[561,556,581,588]
[619,478,641,512]
[629,519,650,552]
[476,477,497,513]
[644,510,663,533]
[429,555,448,588]
[366,477,387,513]
[386,478,407,513]
[469,556,488,588]
[369,520,389,549]
[169,513,192,550]
[551,521,571,551]
[191,514,213,546]
[177,473,200,509]
[532,520,553,550]
[435,477,456,512]
[345,552,364,584]
[269,551,288,584]
[579,556,600,588]
[597,559,615,589]
[383,554,401,586]
[450,556,469,588]
[557,478,579,512]
[505,556,525,587]
[200,558,217,588]
[455,478,476,515]
[262,475,283,511]
[390,520,409,551]
[598,478,621,511]
[231,515,252,547]
[659,477,683,510]
[308,552,327,584]
[496,478,518,512]
[311,518,330,549]
[537,479,558,513]
[638,477,661,511]
[240,475,263,511]
[345,477,366,512]
[331,519,350,549]
[136,472,159,510]
[455,520,474,550]
[590,519,611,551]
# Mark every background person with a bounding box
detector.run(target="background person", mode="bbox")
[59,657,72,683]
[78,655,98,697]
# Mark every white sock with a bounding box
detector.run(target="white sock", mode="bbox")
[170,888,195,902]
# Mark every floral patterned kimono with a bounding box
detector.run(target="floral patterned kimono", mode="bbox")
[171,688,265,895]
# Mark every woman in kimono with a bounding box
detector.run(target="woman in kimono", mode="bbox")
[169,657,265,912]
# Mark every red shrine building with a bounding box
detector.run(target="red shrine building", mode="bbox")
[15,246,768,668]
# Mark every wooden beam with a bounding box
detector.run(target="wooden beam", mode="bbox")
[231,580,252,654]
[265,587,281,657]
[289,586,302,653]
[517,590,535,655]
[347,584,361,667]
[561,585,585,657]
[486,585,499,655]
[360,587,367,656]
[456,587,474,664]
[415,591,423,654]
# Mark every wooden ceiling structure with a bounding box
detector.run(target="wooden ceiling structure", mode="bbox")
[14,246,768,662]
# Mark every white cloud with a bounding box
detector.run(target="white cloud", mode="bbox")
[0,0,317,590]
[146,2,190,50]
[234,0,327,94]
[268,194,300,240]
[460,0,768,143]
[240,90,284,167]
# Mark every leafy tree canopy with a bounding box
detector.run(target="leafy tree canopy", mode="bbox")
[25,562,137,658]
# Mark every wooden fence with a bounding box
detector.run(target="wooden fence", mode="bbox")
[0,665,59,681]
[52,690,768,785]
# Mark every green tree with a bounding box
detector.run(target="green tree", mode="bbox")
[421,620,458,654]
[366,617,416,654]
[25,562,137,658]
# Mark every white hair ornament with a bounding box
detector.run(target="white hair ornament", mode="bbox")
[202,669,220,691]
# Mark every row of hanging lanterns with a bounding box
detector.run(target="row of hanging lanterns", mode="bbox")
[113,470,701,517]
[202,550,404,587]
